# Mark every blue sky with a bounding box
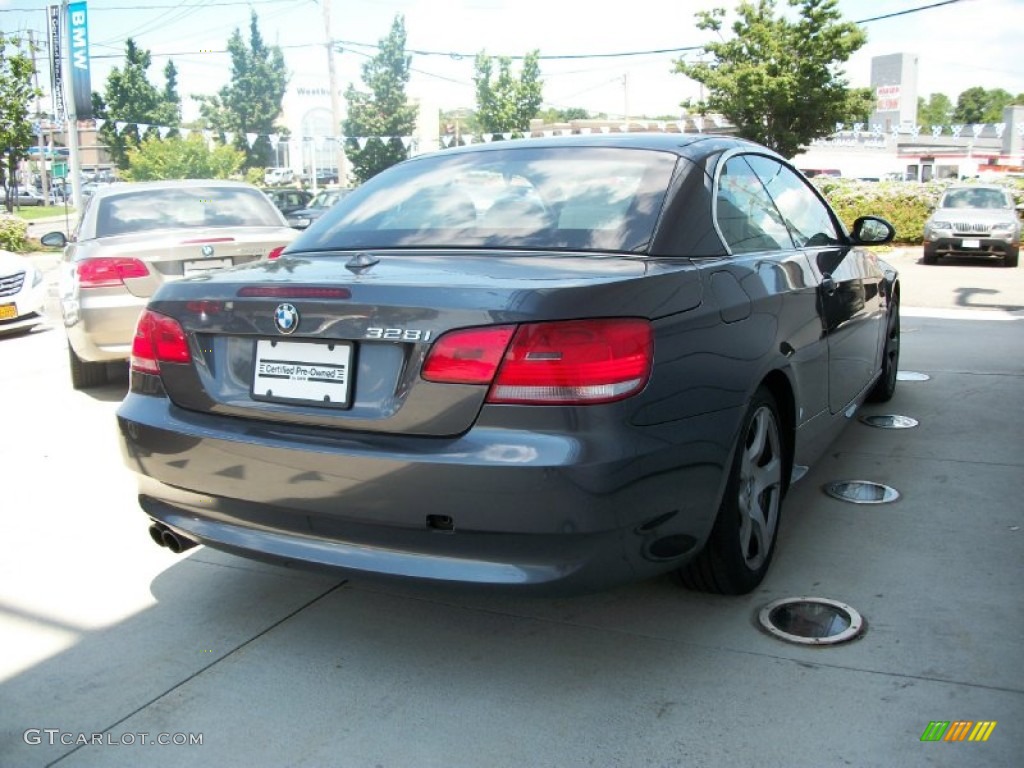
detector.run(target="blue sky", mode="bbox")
[2,0,1022,123]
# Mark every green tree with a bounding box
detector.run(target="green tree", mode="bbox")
[343,15,418,183]
[917,93,953,127]
[0,33,42,211]
[196,11,288,169]
[841,86,874,126]
[473,50,543,136]
[92,39,180,170]
[674,0,866,158]
[163,60,181,133]
[537,106,590,124]
[953,86,1014,124]
[121,134,244,181]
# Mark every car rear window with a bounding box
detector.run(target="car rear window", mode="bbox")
[95,186,283,237]
[295,146,678,253]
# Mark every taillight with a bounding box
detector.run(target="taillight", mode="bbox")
[422,326,516,384]
[131,309,192,375]
[268,246,286,260]
[422,319,653,405]
[77,257,148,288]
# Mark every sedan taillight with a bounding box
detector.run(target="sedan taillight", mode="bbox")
[422,319,653,405]
[77,257,149,288]
[131,309,192,375]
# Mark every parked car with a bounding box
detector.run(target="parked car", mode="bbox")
[315,168,339,185]
[261,187,313,216]
[41,179,298,389]
[0,250,47,335]
[263,167,294,186]
[923,184,1020,267]
[117,134,899,595]
[799,168,842,179]
[3,186,46,207]
[285,187,352,229]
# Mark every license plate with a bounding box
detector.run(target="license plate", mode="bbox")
[183,257,233,277]
[0,303,17,320]
[961,238,981,249]
[252,339,353,407]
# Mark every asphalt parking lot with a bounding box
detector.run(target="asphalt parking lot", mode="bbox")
[1,247,1022,767]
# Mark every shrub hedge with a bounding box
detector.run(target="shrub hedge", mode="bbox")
[0,213,29,252]
[812,176,1024,245]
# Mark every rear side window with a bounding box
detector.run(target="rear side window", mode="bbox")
[296,146,677,254]
[95,186,282,237]
[715,156,794,253]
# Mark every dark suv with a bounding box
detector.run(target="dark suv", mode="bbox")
[285,187,351,229]
[923,185,1021,267]
[262,188,313,216]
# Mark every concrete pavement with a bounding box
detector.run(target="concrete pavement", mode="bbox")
[0,256,1021,767]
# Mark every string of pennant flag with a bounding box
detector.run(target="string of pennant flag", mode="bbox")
[93,119,417,151]
[834,121,1024,139]
[84,117,1024,150]
[86,117,739,150]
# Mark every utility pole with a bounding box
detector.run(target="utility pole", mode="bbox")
[622,73,630,126]
[322,0,346,183]
[28,29,51,204]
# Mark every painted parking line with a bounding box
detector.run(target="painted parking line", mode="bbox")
[902,306,1024,321]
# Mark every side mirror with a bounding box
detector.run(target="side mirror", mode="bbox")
[40,231,68,248]
[850,216,895,245]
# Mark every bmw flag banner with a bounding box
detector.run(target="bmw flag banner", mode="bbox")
[47,5,67,120]
[68,1,93,119]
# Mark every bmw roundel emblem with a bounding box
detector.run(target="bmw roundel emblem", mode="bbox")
[274,303,299,335]
[201,244,215,258]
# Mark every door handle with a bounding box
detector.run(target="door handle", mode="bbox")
[821,274,837,296]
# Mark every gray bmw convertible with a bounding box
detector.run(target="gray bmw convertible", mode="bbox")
[117,133,900,595]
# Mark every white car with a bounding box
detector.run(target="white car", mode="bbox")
[263,167,295,186]
[0,250,47,334]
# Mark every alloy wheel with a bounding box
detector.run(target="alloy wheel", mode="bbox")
[737,406,782,571]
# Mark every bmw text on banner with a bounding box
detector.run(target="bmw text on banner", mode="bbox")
[68,1,92,120]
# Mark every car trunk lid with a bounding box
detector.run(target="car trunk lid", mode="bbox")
[80,226,295,299]
[147,250,702,437]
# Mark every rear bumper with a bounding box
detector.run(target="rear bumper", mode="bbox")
[117,392,741,593]
[64,296,143,362]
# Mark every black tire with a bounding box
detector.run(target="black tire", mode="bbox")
[868,298,900,403]
[1005,247,1019,268]
[679,387,785,594]
[922,245,938,265]
[68,344,108,390]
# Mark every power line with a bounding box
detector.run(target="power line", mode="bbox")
[854,0,967,24]
[328,0,972,62]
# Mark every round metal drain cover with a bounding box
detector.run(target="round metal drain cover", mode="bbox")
[897,371,930,381]
[824,480,900,504]
[859,414,919,429]
[758,597,864,646]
